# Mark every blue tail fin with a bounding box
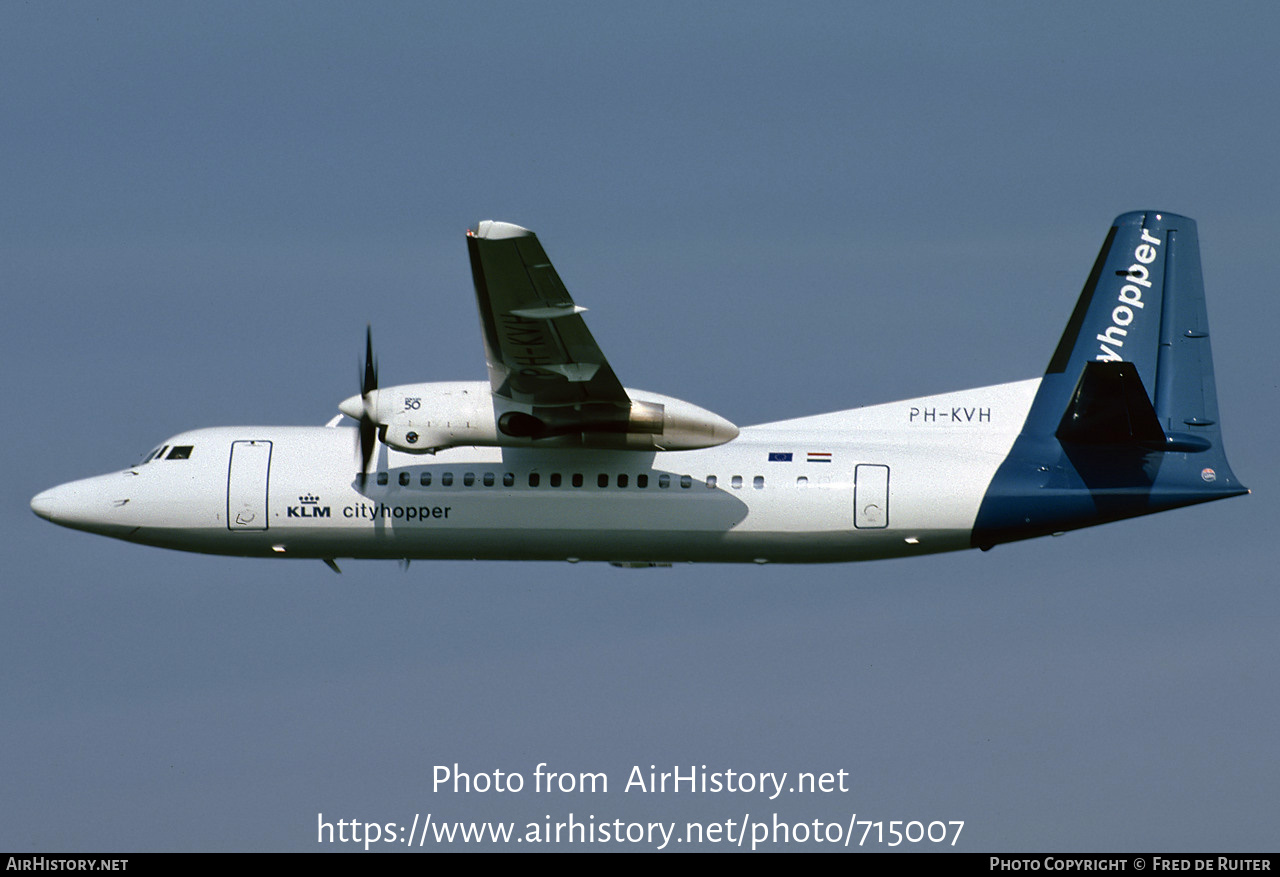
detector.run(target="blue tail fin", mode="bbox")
[973,212,1246,549]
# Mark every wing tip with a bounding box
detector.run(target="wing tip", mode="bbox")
[472,220,534,240]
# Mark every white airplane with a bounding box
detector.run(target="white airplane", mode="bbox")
[31,212,1247,570]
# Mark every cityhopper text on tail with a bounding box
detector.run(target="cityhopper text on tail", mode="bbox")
[31,212,1247,569]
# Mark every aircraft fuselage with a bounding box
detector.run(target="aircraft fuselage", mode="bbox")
[31,380,1041,564]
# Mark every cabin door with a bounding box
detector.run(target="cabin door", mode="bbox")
[228,440,272,531]
[854,464,889,529]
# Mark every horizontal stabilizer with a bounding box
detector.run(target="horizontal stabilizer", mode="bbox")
[1056,361,1164,446]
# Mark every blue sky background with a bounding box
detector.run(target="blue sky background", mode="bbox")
[3,2,1278,851]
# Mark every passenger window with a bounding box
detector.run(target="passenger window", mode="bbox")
[441,472,454,487]
[528,473,540,487]
[706,476,717,489]
[754,475,764,489]
[550,473,562,487]
[503,473,514,487]
[377,472,389,486]
[659,474,671,488]
[483,472,495,487]
[598,474,609,488]
[680,475,692,489]
[637,474,648,488]
[731,475,743,489]
[572,473,583,488]
[421,471,432,486]
[617,474,629,488]
[796,476,808,486]
[463,473,475,486]
[399,471,410,486]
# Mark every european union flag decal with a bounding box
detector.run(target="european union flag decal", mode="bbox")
[768,452,793,462]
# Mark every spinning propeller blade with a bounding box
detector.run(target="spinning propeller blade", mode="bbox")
[357,325,379,482]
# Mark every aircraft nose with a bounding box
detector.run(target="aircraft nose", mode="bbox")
[30,476,135,534]
[30,487,60,522]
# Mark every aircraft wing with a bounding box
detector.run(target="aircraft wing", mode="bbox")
[466,220,631,409]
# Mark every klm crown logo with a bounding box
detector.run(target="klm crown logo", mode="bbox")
[288,493,331,519]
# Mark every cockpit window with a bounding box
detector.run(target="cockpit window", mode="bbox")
[167,446,193,460]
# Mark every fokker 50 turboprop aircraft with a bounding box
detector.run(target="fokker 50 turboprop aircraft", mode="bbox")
[32,212,1246,569]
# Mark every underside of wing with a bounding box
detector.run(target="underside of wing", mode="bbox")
[467,220,630,410]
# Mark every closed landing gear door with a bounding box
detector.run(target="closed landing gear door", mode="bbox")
[854,464,889,529]
[228,440,272,531]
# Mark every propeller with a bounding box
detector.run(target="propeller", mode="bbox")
[357,325,379,483]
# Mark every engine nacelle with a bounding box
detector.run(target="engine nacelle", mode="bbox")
[369,382,499,453]
[339,382,737,453]
[503,392,739,451]
[636,392,740,450]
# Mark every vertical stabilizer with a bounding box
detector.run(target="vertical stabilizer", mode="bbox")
[972,212,1246,549]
